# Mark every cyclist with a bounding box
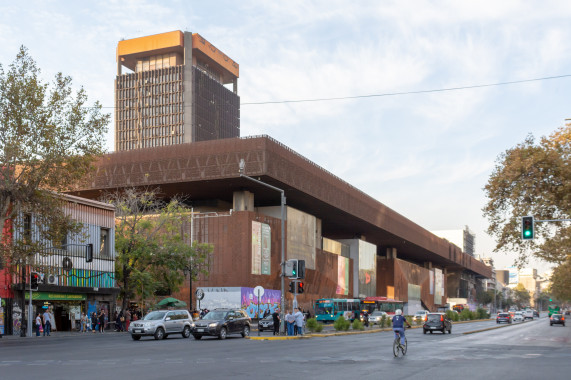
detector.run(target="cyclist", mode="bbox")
[392,309,411,347]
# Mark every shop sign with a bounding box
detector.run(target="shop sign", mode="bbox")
[25,292,86,301]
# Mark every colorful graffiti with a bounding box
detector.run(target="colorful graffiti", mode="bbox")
[241,287,281,319]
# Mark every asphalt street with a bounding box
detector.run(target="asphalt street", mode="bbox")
[0,316,569,380]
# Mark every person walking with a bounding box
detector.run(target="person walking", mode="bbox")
[35,313,42,337]
[294,308,304,336]
[285,310,295,336]
[91,312,98,333]
[271,308,280,336]
[80,312,87,333]
[125,309,131,331]
[98,309,105,333]
[42,309,52,336]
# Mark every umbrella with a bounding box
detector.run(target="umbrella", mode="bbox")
[157,297,187,308]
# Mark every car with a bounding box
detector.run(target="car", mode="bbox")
[496,312,512,324]
[523,310,534,320]
[258,315,274,331]
[191,308,251,339]
[129,309,193,340]
[533,310,540,318]
[423,313,452,334]
[367,310,388,325]
[513,311,524,322]
[412,310,429,322]
[550,313,565,326]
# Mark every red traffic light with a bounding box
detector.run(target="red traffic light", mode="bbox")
[297,282,304,294]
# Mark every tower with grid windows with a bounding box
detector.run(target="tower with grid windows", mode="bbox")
[115,31,239,151]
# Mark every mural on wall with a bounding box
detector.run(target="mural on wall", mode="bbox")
[12,303,22,336]
[241,287,281,319]
[336,257,349,295]
[0,306,4,334]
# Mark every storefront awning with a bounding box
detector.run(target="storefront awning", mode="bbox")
[25,292,86,301]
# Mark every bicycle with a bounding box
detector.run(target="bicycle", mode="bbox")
[393,330,407,357]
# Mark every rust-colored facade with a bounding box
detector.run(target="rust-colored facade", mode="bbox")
[74,135,491,312]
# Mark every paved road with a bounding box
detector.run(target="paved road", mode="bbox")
[0,316,569,379]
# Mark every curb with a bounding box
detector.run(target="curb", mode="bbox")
[462,319,532,335]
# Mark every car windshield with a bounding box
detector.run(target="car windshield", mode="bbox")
[371,311,385,316]
[203,311,229,320]
[415,311,426,315]
[499,313,509,317]
[144,311,167,321]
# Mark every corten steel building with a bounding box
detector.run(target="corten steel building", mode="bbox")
[73,136,491,314]
[115,31,239,151]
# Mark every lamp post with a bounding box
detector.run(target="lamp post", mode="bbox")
[239,158,286,335]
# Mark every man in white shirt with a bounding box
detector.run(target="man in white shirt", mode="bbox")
[42,310,52,336]
[293,308,304,336]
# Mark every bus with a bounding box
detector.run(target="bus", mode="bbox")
[361,297,404,315]
[548,304,560,317]
[315,299,361,323]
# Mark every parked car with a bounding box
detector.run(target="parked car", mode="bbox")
[129,309,193,340]
[513,311,524,322]
[412,310,429,322]
[550,313,565,326]
[423,313,452,334]
[496,312,512,324]
[258,315,274,332]
[368,310,388,325]
[191,308,251,339]
[533,310,540,318]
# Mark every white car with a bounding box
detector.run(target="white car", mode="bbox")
[513,311,524,322]
[413,310,429,322]
[523,310,534,320]
[367,311,388,325]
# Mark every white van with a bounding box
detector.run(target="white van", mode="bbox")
[523,309,534,320]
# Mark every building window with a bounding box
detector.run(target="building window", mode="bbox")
[100,228,110,257]
[23,213,32,243]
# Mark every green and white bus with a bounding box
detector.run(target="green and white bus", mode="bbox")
[315,298,361,322]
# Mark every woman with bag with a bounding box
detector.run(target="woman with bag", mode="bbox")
[35,313,42,337]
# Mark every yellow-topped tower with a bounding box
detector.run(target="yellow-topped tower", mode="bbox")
[115,31,240,151]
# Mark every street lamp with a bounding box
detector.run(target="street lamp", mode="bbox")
[239,158,286,335]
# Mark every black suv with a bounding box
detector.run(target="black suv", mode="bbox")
[191,308,251,340]
[423,313,452,334]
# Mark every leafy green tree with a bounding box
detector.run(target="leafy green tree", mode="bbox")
[512,283,531,308]
[106,187,213,311]
[550,259,571,302]
[483,125,570,267]
[476,289,494,306]
[0,47,109,263]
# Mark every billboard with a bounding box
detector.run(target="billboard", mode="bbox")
[287,207,316,269]
[336,257,349,295]
[358,240,376,298]
[434,268,443,305]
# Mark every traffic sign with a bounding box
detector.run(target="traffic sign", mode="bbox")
[254,286,265,298]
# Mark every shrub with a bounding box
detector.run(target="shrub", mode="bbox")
[459,309,472,321]
[352,319,364,331]
[334,316,350,331]
[476,307,489,320]
[380,314,387,328]
[306,318,318,332]
[315,323,324,332]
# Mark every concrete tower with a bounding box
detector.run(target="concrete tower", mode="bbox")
[115,31,239,151]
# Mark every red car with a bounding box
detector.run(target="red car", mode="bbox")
[496,312,512,324]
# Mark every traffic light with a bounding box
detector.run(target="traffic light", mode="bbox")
[30,272,40,291]
[297,282,305,294]
[288,282,295,293]
[285,259,299,278]
[522,216,534,240]
[297,260,306,279]
[86,243,93,263]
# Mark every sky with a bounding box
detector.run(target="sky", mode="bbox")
[1,0,568,273]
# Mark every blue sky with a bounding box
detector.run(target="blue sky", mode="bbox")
[2,0,569,273]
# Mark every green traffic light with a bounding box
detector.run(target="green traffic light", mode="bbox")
[524,230,531,237]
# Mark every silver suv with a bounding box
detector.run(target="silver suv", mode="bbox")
[129,310,193,340]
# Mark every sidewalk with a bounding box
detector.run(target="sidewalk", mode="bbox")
[0,329,127,341]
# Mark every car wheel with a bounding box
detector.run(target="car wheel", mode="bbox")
[193,334,202,340]
[154,327,165,340]
[550,323,553,326]
[219,327,227,340]
[448,328,452,334]
[182,326,191,338]
[241,325,250,338]
[131,334,141,341]
[430,330,433,334]
[423,329,427,334]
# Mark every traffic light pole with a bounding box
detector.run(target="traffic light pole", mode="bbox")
[239,159,287,335]
[27,270,32,337]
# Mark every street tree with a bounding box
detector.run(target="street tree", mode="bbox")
[483,125,570,267]
[550,258,571,302]
[476,289,494,306]
[0,47,109,263]
[512,283,531,308]
[105,187,213,312]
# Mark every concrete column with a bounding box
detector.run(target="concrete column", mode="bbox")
[233,191,254,211]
